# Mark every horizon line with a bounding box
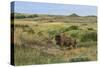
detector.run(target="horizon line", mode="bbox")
[12,12,97,17]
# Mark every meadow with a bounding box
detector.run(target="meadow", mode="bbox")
[12,13,97,65]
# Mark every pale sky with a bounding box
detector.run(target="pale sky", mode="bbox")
[11,1,97,16]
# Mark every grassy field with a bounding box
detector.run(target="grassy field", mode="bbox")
[12,14,97,66]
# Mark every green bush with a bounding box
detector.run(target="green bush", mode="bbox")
[61,27,70,32]
[67,30,80,38]
[27,14,38,18]
[47,29,61,39]
[14,24,29,28]
[15,14,26,19]
[69,25,79,30]
[67,25,79,30]
[87,28,94,30]
[80,31,97,42]
[78,41,97,48]
[59,26,79,32]
[15,14,38,19]
[69,56,91,62]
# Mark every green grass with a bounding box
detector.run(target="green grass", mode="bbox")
[14,46,66,65]
[14,42,97,66]
[80,31,97,42]
[69,56,91,62]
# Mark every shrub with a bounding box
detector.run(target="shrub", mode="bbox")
[80,31,97,42]
[71,33,78,38]
[69,56,91,62]
[47,28,69,39]
[67,25,79,30]
[14,24,29,28]
[15,14,26,19]
[47,30,60,39]
[67,30,80,38]
[60,26,79,33]
[87,28,94,30]
[62,27,69,32]
[78,41,97,48]
[27,14,38,18]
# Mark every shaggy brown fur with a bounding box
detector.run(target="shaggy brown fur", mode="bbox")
[55,33,77,49]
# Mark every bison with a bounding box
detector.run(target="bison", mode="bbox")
[55,33,77,49]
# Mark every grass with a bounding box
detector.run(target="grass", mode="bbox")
[14,46,66,65]
[69,56,91,62]
[12,14,97,65]
[14,43,97,65]
[80,31,97,42]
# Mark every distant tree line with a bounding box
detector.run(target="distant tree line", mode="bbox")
[11,13,38,19]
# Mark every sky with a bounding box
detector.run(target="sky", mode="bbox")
[11,1,97,16]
